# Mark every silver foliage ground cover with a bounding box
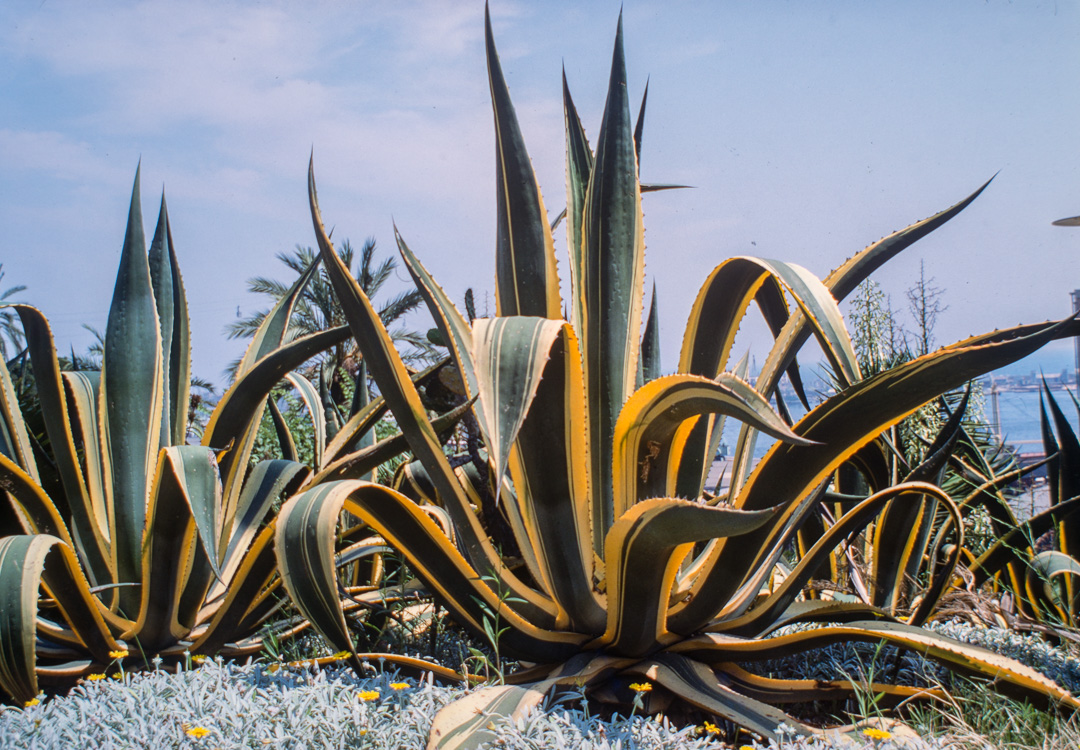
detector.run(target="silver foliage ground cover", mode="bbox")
[3,620,1073,750]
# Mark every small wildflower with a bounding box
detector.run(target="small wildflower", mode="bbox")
[359,729,368,736]
[266,664,281,674]
[700,720,721,735]
[110,672,122,680]
[185,726,211,738]
[628,682,652,693]
[389,682,410,691]
[191,655,206,664]
[358,690,380,702]
[23,698,40,707]
[86,673,106,682]
[331,651,351,661]
[740,746,755,750]
[862,727,892,741]
[108,649,129,659]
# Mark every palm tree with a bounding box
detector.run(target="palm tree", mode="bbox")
[0,264,27,360]
[227,238,435,404]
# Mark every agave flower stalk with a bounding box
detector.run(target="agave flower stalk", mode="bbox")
[277,7,1080,746]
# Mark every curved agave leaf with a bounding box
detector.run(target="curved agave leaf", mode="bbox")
[970,495,1080,585]
[234,254,322,378]
[0,535,122,703]
[472,316,563,494]
[612,373,811,517]
[485,5,561,320]
[429,652,627,750]
[599,498,778,657]
[670,620,1080,711]
[276,481,586,667]
[13,305,109,580]
[202,324,350,528]
[1025,550,1080,625]
[284,372,326,469]
[678,257,859,498]
[319,358,445,469]
[631,652,809,741]
[220,458,308,582]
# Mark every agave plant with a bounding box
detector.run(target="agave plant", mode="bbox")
[958,383,1080,629]
[277,8,1080,746]
[0,170,464,704]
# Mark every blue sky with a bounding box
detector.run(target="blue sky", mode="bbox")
[2,1,1078,386]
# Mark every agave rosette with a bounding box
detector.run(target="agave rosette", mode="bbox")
[276,9,1080,746]
[0,171,454,703]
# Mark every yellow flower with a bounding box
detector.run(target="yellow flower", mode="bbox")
[359,729,368,736]
[331,651,351,660]
[628,682,653,693]
[23,698,40,707]
[740,745,755,750]
[185,726,211,738]
[86,673,106,682]
[191,655,206,664]
[862,727,892,740]
[700,720,721,735]
[358,690,380,702]
[389,682,410,691]
[109,649,129,659]
[266,664,281,674]
[110,672,122,680]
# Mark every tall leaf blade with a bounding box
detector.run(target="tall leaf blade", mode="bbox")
[562,71,594,339]
[581,13,646,551]
[100,168,164,612]
[485,6,561,319]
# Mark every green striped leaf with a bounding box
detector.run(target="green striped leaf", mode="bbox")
[612,373,810,518]
[632,653,808,740]
[485,6,562,320]
[472,317,563,495]
[147,195,191,448]
[670,620,1080,711]
[100,168,164,614]
[562,70,594,340]
[0,535,122,703]
[276,481,586,666]
[600,498,777,657]
[580,14,646,551]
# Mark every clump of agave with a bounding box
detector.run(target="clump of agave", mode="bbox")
[0,169,459,704]
[276,7,1080,747]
